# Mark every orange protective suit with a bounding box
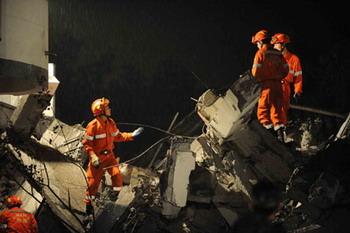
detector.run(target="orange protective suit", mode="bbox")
[82,117,134,204]
[281,49,303,125]
[0,207,38,233]
[251,44,289,129]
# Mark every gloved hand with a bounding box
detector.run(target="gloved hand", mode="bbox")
[293,92,302,103]
[131,127,144,137]
[91,153,100,168]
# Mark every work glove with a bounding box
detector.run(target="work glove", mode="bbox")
[293,93,302,104]
[131,127,144,137]
[91,153,100,168]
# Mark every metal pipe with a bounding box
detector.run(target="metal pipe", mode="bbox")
[290,104,346,119]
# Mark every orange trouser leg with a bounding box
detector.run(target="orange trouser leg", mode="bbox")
[105,156,123,188]
[85,163,104,204]
[107,166,123,188]
[103,155,122,188]
[281,82,291,125]
[269,82,284,128]
[257,88,272,127]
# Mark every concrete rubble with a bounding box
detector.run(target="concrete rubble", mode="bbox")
[1,70,350,232]
[161,138,196,219]
[2,67,350,233]
[2,1,350,231]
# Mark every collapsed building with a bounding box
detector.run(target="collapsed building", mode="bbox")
[2,68,350,233]
[2,1,350,233]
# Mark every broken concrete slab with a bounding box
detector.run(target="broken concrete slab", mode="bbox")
[215,205,238,227]
[94,186,135,233]
[0,101,15,131]
[3,140,88,232]
[9,94,52,139]
[161,138,195,219]
[39,118,86,161]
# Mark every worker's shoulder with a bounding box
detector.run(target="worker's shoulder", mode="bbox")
[265,47,283,56]
[254,49,264,56]
[107,117,117,125]
[0,209,10,215]
[86,118,98,128]
[285,49,300,58]
[289,52,301,62]
[6,208,30,215]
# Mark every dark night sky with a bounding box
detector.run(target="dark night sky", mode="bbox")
[48,0,350,157]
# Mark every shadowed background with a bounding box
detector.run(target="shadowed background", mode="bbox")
[49,0,350,158]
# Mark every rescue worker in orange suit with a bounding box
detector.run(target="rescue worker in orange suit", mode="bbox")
[82,97,144,215]
[0,195,38,233]
[251,29,289,142]
[271,33,303,126]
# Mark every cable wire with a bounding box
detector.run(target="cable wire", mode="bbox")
[124,136,171,164]
[117,122,198,139]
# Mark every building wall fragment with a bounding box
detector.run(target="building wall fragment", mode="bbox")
[0,0,49,94]
[194,71,295,204]
[161,138,195,219]
[9,94,52,139]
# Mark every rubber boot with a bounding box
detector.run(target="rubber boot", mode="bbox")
[109,188,120,202]
[85,204,93,215]
[83,204,94,231]
[267,128,277,137]
[276,128,285,143]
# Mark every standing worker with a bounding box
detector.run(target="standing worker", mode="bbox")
[271,33,303,126]
[0,195,38,233]
[251,29,289,142]
[82,97,144,215]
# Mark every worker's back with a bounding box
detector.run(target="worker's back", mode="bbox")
[252,44,288,83]
[0,207,38,233]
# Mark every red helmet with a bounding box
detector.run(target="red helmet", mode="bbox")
[251,29,268,44]
[271,33,290,44]
[5,195,22,208]
[91,97,110,116]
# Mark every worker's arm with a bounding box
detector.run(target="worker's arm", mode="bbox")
[82,121,100,167]
[31,215,38,233]
[110,119,134,142]
[114,130,134,142]
[0,211,8,233]
[251,51,263,81]
[82,122,97,156]
[292,56,303,95]
[0,211,8,224]
[114,127,144,142]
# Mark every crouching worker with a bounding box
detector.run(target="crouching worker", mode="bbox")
[0,195,38,233]
[82,97,144,215]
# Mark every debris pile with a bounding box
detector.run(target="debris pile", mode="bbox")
[1,71,350,233]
